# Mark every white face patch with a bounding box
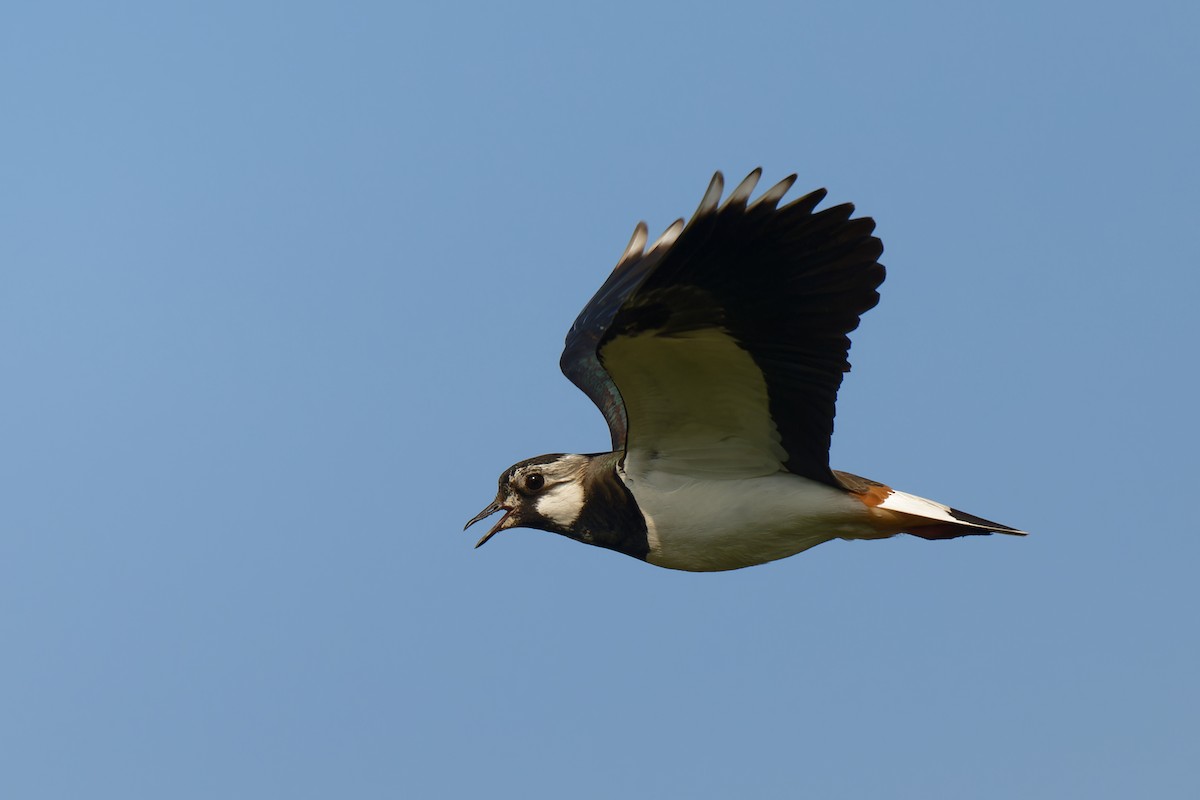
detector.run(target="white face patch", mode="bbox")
[534,480,585,528]
[514,454,588,529]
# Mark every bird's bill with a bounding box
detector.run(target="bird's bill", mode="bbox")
[463,498,513,548]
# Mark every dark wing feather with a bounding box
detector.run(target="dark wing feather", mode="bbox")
[560,220,682,449]
[561,169,884,486]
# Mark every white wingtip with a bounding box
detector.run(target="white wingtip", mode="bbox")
[723,168,762,209]
[650,218,685,251]
[618,221,649,265]
[696,171,724,217]
[750,173,798,210]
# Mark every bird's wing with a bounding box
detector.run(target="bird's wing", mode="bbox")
[560,169,884,485]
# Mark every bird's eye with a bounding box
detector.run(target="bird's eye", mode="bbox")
[525,473,545,492]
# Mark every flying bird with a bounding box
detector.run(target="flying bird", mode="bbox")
[466,169,1026,571]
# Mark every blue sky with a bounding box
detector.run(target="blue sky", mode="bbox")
[3,1,1198,797]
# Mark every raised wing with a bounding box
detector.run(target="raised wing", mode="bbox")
[559,220,677,449]
[560,169,884,486]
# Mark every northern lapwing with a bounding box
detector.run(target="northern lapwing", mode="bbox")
[466,169,1026,571]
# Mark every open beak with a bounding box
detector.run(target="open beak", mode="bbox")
[463,498,513,548]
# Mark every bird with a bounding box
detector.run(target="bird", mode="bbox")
[465,168,1026,572]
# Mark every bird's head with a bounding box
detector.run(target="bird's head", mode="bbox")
[464,454,590,547]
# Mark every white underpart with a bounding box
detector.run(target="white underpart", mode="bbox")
[624,468,877,572]
[875,489,958,524]
[534,480,585,528]
[604,328,788,479]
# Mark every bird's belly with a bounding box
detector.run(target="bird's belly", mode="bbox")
[632,472,874,572]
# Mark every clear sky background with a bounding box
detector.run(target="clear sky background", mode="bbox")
[3,2,1198,798]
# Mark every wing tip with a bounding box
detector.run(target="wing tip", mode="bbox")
[750,173,798,210]
[617,221,649,267]
[650,218,685,252]
[779,186,829,216]
[696,171,725,217]
[722,167,763,210]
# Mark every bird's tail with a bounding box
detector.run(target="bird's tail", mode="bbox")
[881,489,1028,540]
